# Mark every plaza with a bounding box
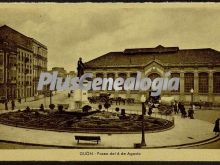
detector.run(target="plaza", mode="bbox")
[0,91,219,149]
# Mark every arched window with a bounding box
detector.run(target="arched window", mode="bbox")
[130,72,137,78]
[118,73,127,79]
[107,73,115,79]
[148,73,160,81]
[96,73,104,78]
[184,73,194,93]
[213,72,220,93]
[171,73,180,92]
[199,72,208,93]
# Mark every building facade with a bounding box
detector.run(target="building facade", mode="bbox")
[49,67,67,77]
[0,25,47,100]
[84,45,220,105]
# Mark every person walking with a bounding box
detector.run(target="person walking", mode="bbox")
[11,99,15,110]
[188,106,194,119]
[213,118,220,135]
[174,101,178,114]
[18,97,21,104]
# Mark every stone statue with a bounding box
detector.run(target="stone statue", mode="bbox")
[77,57,85,77]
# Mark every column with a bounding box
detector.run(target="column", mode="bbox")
[126,72,130,98]
[103,72,107,78]
[208,71,213,102]
[194,71,199,102]
[114,72,119,98]
[180,72,184,101]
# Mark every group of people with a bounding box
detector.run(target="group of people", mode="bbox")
[3,97,22,110]
[172,101,195,119]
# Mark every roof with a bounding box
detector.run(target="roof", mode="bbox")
[84,45,220,68]
[0,25,47,50]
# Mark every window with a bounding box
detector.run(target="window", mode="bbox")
[213,72,220,93]
[184,73,194,93]
[107,73,115,80]
[199,72,209,93]
[0,69,3,82]
[148,73,160,81]
[118,73,127,79]
[0,53,3,65]
[96,73,104,78]
[171,73,180,92]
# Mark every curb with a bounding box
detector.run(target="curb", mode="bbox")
[0,133,218,149]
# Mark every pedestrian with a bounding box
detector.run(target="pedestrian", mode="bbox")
[192,104,196,111]
[148,106,152,116]
[213,118,220,135]
[180,103,187,118]
[178,101,182,114]
[188,107,194,119]
[18,97,21,104]
[174,101,178,114]
[40,104,44,111]
[11,99,15,110]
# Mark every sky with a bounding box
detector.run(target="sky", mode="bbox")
[0,3,220,72]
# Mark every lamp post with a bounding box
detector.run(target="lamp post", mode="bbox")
[140,94,146,146]
[190,88,194,104]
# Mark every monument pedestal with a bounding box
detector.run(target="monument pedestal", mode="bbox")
[73,89,89,110]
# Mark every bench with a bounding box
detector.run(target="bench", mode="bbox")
[75,136,101,144]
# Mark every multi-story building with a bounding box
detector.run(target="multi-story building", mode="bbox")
[84,45,220,105]
[32,38,47,95]
[0,25,47,100]
[68,71,76,77]
[49,67,67,78]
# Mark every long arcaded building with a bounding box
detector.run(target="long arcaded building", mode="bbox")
[84,45,220,105]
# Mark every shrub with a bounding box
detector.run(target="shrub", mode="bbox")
[82,105,92,113]
[40,104,44,111]
[35,111,39,117]
[77,115,82,120]
[115,107,120,112]
[66,120,73,127]
[49,104,55,110]
[104,102,111,111]
[98,104,102,111]
[25,106,31,112]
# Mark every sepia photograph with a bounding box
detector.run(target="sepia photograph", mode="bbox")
[0,3,220,160]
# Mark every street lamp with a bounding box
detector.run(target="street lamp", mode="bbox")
[190,88,194,104]
[140,94,146,146]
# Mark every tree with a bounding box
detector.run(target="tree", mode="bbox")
[49,104,55,110]
[104,102,111,111]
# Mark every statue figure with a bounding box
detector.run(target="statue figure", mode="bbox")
[77,57,85,77]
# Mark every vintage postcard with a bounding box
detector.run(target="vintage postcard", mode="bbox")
[0,2,220,161]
